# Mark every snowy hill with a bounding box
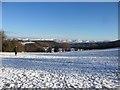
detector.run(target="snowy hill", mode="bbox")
[0,48,119,88]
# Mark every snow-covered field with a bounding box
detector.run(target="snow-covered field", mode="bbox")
[0,48,119,88]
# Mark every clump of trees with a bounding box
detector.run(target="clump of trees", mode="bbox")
[53,43,70,52]
[1,31,71,52]
[25,43,45,52]
[1,31,24,52]
[2,39,24,52]
[24,42,71,52]
[2,31,119,52]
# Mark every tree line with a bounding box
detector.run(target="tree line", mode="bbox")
[1,31,70,52]
[1,31,120,52]
[1,31,24,52]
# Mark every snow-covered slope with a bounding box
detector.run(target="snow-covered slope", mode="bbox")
[0,48,119,88]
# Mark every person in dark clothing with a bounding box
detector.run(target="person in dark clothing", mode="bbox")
[13,46,17,55]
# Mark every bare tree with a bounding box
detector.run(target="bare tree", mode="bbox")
[0,31,6,52]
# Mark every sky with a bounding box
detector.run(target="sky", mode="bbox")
[2,2,118,40]
[2,0,120,2]
[0,2,2,30]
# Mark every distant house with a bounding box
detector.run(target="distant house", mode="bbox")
[43,47,49,52]
[59,48,63,52]
[77,49,82,51]
[51,48,55,53]
[70,48,75,51]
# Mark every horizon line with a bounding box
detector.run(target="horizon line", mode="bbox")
[7,36,118,41]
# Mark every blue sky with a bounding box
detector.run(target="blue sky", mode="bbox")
[2,2,118,40]
[0,2,2,29]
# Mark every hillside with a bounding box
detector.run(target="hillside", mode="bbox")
[70,40,120,50]
[2,39,120,52]
[24,40,120,52]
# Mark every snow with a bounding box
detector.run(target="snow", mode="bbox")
[21,42,35,45]
[0,48,119,88]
